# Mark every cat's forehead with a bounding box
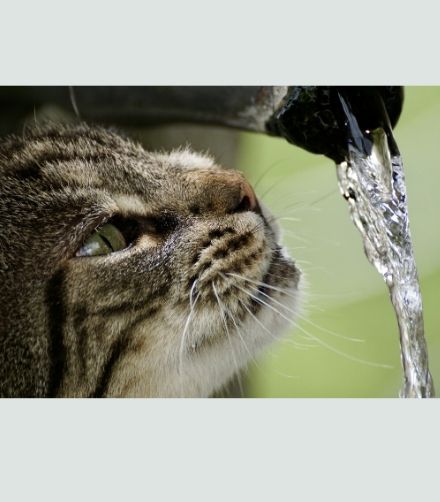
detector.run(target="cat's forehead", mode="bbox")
[33,146,219,193]
[55,146,227,212]
[0,125,249,221]
[0,125,224,194]
[154,148,216,171]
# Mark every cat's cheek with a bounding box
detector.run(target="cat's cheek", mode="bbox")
[136,234,161,249]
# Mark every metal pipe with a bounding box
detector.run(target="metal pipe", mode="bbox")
[0,86,404,162]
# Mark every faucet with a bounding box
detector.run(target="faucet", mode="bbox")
[0,86,403,160]
[266,86,403,162]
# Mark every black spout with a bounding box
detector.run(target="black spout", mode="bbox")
[0,86,404,163]
[265,86,404,163]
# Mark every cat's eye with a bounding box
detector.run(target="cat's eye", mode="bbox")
[76,223,127,257]
[75,214,176,258]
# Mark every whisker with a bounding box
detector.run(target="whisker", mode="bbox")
[238,298,313,352]
[262,189,320,210]
[271,368,301,380]
[294,323,392,369]
[251,159,286,191]
[295,313,364,343]
[230,273,364,344]
[238,298,275,339]
[309,187,338,206]
[276,216,301,223]
[212,282,255,363]
[69,86,81,118]
[277,230,311,245]
[247,284,362,344]
[178,280,200,385]
[189,278,198,309]
[236,283,392,369]
[212,283,244,397]
[268,207,308,220]
[277,198,322,213]
[246,213,300,238]
[226,272,299,303]
[265,214,301,228]
[274,198,307,212]
[258,175,288,201]
[263,187,336,218]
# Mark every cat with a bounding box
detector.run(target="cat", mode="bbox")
[0,123,301,397]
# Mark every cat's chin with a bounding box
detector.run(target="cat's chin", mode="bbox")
[145,253,301,398]
[95,267,301,398]
[162,285,300,398]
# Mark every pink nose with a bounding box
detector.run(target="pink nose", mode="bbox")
[236,180,258,213]
[184,169,259,215]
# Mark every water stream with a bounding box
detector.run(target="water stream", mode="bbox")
[336,93,434,397]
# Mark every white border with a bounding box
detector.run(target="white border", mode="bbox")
[1,2,440,499]
[2,1,440,84]
[1,399,439,500]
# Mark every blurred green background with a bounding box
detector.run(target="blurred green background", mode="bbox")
[236,86,440,397]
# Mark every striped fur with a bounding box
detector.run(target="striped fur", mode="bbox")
[0,124,301,397]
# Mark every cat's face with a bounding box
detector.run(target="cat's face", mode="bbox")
[0,125,300,397]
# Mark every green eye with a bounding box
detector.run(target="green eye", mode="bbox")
[76,223,127,257]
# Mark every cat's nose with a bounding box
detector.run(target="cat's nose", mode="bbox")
[218,173,260,215]
[185,169,260,216]
[234,179,259,213]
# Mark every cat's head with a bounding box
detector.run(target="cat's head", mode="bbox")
[0,124,301,397]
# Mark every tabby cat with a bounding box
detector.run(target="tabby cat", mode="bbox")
[0,124,301,397]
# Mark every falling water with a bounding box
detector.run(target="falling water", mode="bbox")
[336,93,434,397]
